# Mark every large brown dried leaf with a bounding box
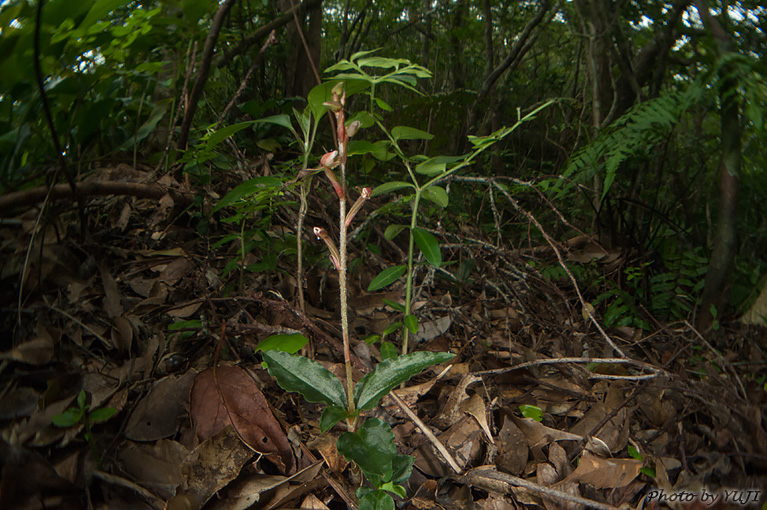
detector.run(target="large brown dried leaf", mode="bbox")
[100,264,124,318]
[561,451,641,489]
[495,414,528,475]
[0,338,54,365]
[125,371,196,441]
[118,440,188,499]
[172,426,255,510]
[190,365,295,473]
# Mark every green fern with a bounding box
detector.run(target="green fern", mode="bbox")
[561,83,704,202]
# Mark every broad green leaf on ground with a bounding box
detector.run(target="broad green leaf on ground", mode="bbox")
[254,333,308,354]
[354,351,455,410]
[262,351,346,408]
[359,490,395,510]
[320,405,349,433]
[368,265,407,291]
[337,418,396,486]
[412,228,441,267]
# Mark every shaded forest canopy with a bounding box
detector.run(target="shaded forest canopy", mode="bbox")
[1,0,767,507]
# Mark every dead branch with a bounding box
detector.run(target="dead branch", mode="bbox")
[0,181,195,213]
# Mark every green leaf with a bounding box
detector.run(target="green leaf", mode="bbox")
[382,322,402,337]
[320,405,349,433]
[422,186,449,208]
[404,314,418,334]
[168,319,202,331]
[375,98,393,112]
[212,176,282,212]
[384,225,407,241]
[205,120,256,149]
[391,454,415,484]
[640,466,656,478]
[412,228,441,267]
[359,490,395,510]
[415,157,446,175]
[391,126,433,141]
[519,404,543,422]
[380,341,398,360]
[382,300,405,313]
[371,181,414,197]
[52,408,84,427]
[254,333,309,354]
[354,351,455,410]
[77,389,86,410]
[254,114,294,132]
[262,351,347,408]
[380,481,407,499]
[368,265,407,291]
[88,406,117,423]
[627,444,643,461]
[337,418,396,485]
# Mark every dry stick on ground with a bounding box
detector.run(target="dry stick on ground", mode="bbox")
[453,175,627,357]
[474,356,669,378]
[460,467,620,510]
[0,181,195,212]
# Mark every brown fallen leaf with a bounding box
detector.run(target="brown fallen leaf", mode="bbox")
[561,451,641,489]
[495,414,528,475]
[0,338,54,365]
[125,371,196,441]
[190,365,295,473]
[171,425,255,510]
[461,393,494,444]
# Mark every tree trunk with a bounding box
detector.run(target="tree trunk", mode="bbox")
[695,0,742,330]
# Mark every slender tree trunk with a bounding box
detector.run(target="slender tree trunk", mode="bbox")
[695,0,741,330]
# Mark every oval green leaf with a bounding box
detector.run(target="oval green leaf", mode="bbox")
[262,351,347,408]
[415,157,446,175]
[372,181,414,197]
[412,228,441,267]
[320,405,349,433]
[254,333,309,354]
[422,186,449,208]
[384,224,407,241]
[354,351,455,410]
[519,404,543,422]
[403,314,418,335]
[391,126,433,141]
[337,418,396,484]
[368,265,407,292]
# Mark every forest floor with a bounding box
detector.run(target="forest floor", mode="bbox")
[1,164,766,510]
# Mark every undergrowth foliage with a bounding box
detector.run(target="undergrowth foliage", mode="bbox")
[243,53,550,509]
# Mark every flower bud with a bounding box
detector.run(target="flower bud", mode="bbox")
[346,120,361,138]
[331,82,344,98]
[320,150,338,168]
[323,100,343,113]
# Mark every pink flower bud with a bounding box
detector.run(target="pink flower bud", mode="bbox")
[320,150,338,168]
[346,120,361,138]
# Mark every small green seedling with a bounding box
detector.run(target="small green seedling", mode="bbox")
[52,389,117,442]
